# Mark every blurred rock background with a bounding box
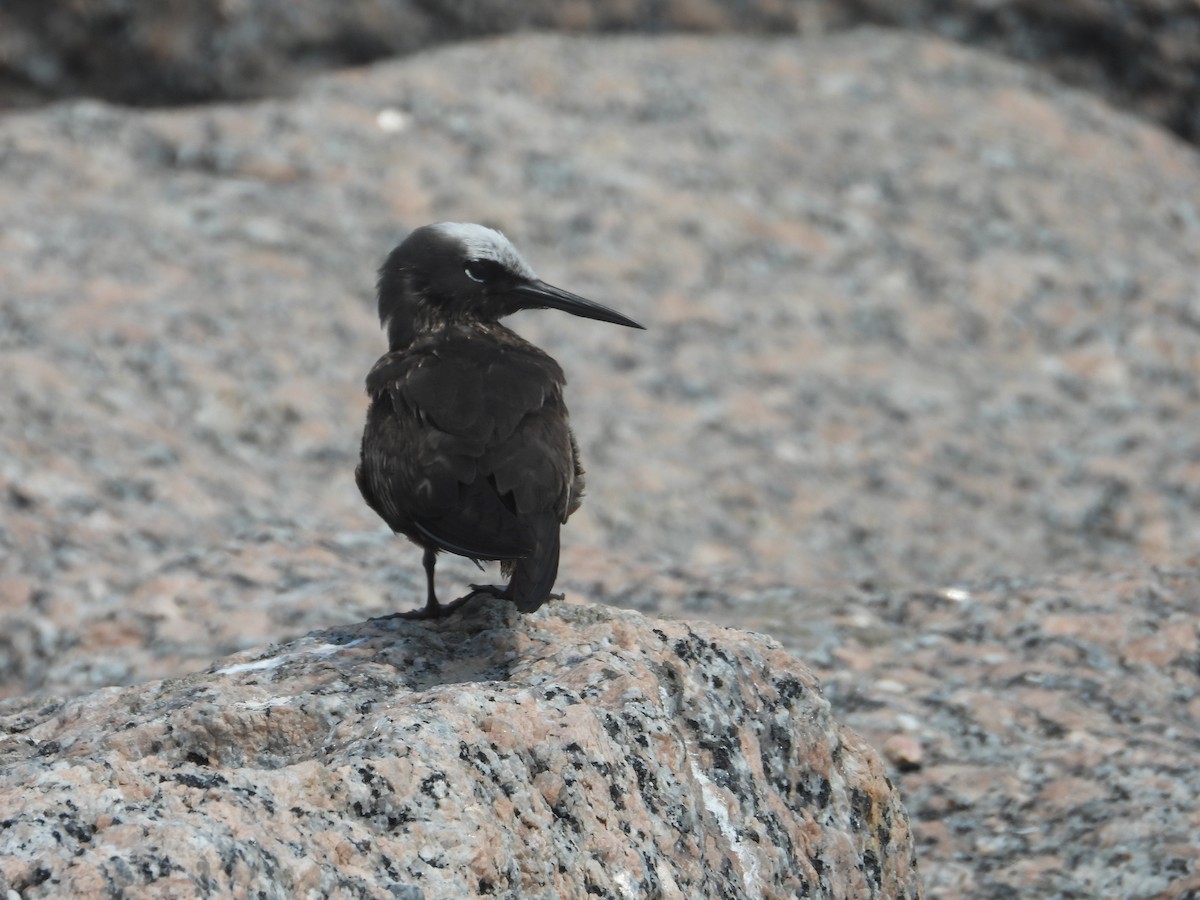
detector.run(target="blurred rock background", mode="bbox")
[1,3,1198,897]
[3,1,1199,142]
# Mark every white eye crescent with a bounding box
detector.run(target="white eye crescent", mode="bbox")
[464,261,487,283]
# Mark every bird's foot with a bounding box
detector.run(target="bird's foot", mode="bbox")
[371,593,473,621]
[370,603,443,622]
[466,583,510,600]
[428,592,487,617]
[467,584,564,605]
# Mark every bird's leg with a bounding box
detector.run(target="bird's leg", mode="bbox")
[368,546,445,622]
[414,550,500,618]
[421,546,442,617]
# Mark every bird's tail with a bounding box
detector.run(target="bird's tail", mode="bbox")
[505,513,561,613]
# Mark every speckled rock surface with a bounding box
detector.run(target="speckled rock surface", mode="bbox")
[836,0,1200,144]
[4,31,1200,691]
[3,1,1198,146]
[0,0,801,108]
[3,27,1200,898]
[639,564,1200,899]
[0,602,921,899]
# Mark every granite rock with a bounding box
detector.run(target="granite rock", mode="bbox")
[4,30,1200,693]
[3,1,1199,145]
[0,602,921,899]
[648,564,1200,899]
[2,26,1199,898]
[837,0,1200,143]
[0,0,801,108]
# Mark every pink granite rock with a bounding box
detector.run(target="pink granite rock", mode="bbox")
[5,31,1200,701]
[0,601,920,898]
[3,24,1199,899]
[3,1,1198,144]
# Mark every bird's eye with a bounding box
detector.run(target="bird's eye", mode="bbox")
[464,261,488,284]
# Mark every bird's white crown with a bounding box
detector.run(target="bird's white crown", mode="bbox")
[431,222,538,280]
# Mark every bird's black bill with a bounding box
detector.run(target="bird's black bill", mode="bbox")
[512,281,645,329]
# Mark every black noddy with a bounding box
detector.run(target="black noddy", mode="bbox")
[356,222,643,617]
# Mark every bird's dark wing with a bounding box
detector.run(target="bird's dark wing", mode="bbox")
[358,334,577,562]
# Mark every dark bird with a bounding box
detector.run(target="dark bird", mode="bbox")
[356,223,644,617]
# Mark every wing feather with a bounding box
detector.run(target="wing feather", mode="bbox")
[358,328,579,562]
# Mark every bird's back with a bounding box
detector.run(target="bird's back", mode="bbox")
[356,323,584,604]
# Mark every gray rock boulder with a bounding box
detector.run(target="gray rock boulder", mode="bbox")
[0,0,799,108]
[839,0,1200,143]
[0,602,921,899]
[4,30,1200,698]
[2,26,1198,898]
[2,1,1198,144]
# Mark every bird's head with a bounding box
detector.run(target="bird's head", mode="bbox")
[376,222,644,349]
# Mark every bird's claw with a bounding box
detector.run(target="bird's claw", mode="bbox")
[467,584,564,603]
[370,600,447,621]
[467,583,509,599]
[371,592,483,622]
